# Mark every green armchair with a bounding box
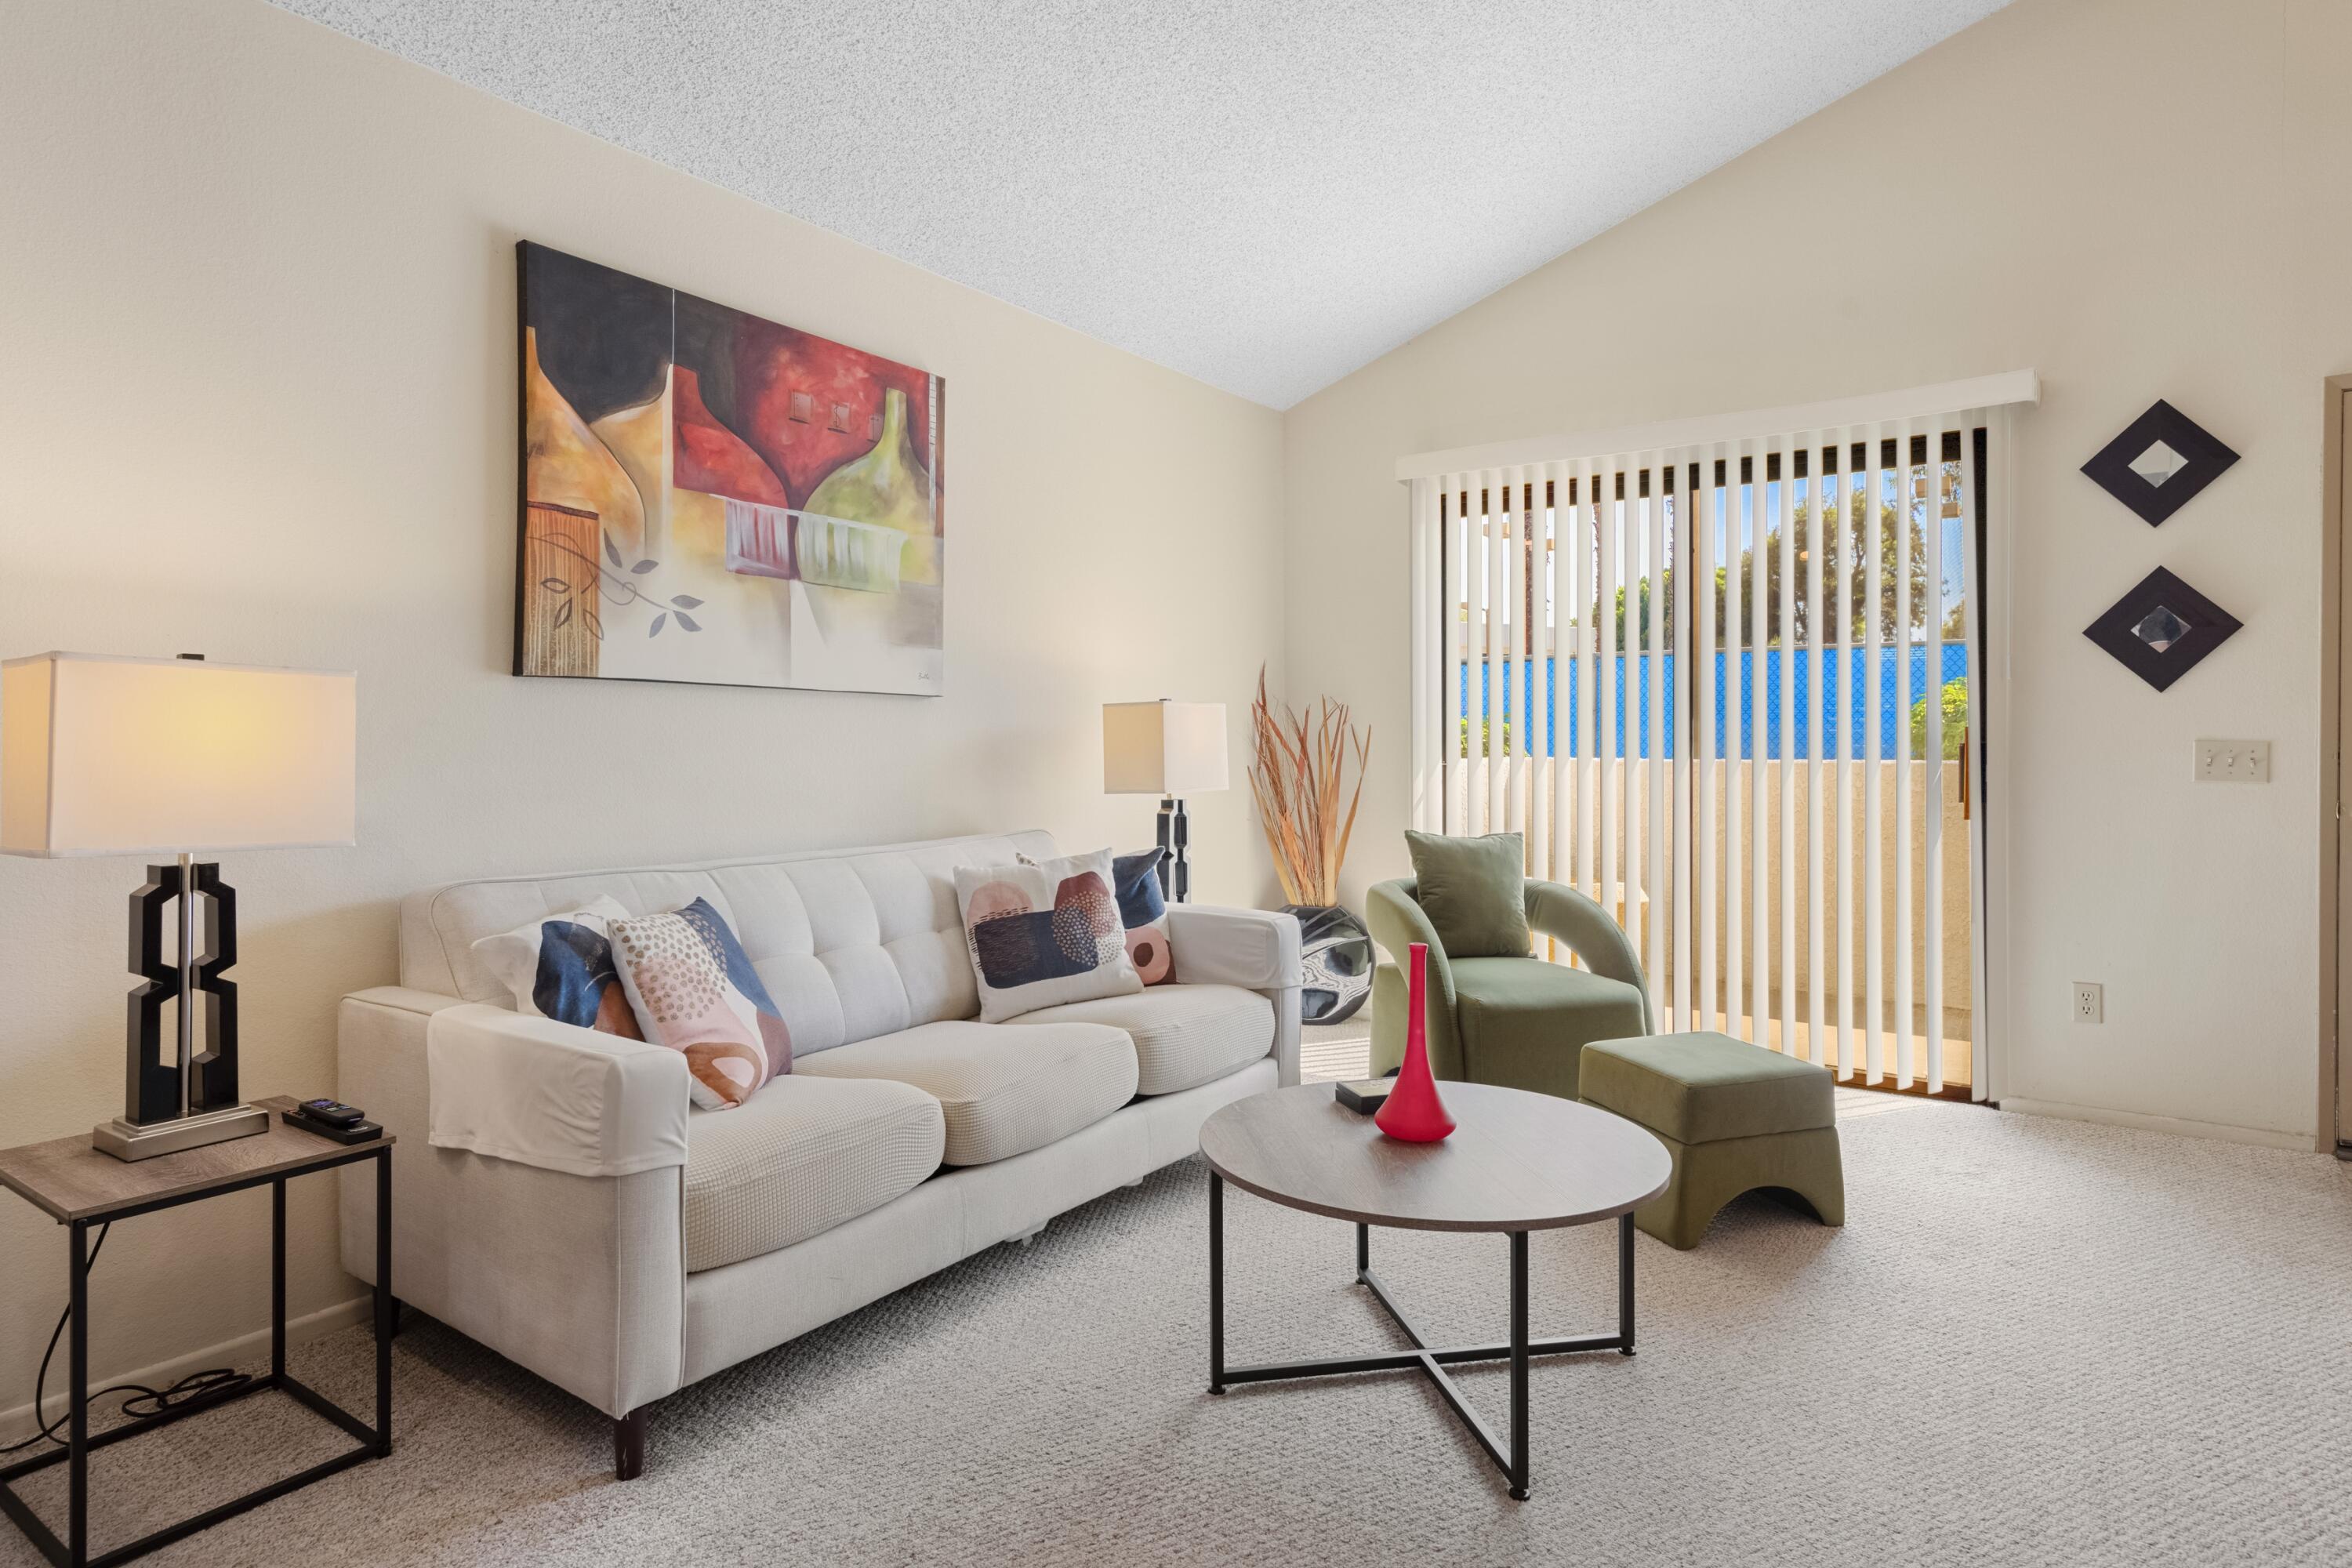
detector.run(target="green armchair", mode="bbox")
[1366,877,1653,1102]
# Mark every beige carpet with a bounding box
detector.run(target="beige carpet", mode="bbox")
[6,1103,2350,1567]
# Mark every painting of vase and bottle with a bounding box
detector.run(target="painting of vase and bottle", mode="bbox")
[515,240,944,695]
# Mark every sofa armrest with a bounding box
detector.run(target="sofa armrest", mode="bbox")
[338,988,687,1421]
[1167,905,1302,1087]
[426,1003,689,1178]
[1167,904,1300,989]
[347,984,473,1019]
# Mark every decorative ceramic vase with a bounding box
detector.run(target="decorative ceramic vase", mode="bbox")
[805,386,938,583]
[1374,942,1455,1142]
[1281,903,1371,1025]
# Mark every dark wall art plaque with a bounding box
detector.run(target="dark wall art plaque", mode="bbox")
[2083,566,2241,691]
[2080,399,2240,528]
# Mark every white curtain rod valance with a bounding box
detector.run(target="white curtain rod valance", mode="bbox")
[1393,368,2038,483]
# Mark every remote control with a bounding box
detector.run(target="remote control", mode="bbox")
[281,1108,383,1145]
[299,1098,365,1128]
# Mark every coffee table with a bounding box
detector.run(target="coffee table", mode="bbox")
[1198,1080,1670,1500]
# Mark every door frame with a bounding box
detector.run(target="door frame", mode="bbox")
[2320,374,2352,1156]
[1973,409,2016,1106]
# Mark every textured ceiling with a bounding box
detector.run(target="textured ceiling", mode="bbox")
[273,0,2009,408]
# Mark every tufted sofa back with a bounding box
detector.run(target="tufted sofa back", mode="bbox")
[396,830,1057,1058]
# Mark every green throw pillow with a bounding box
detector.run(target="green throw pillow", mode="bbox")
[1403,830,1530,958]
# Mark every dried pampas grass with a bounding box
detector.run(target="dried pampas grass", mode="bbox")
[1247,666,1369,907]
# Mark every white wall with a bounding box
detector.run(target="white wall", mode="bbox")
[0,0,1285,1419]
[1285,0,2352,1145]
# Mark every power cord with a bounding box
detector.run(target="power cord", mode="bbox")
[0,1222,253,1454]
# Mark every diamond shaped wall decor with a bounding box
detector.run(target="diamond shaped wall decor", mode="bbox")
[2080,399,2240,527]
[2083,566,2241,691]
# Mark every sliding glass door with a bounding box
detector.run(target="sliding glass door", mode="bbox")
[1415,419,1996,1099]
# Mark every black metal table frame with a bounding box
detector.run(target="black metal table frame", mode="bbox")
[1207,1171,1632,1502]
[0,1145,393,1568]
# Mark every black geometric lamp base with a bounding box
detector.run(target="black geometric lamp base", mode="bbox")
[1156,798,1192,904]
[2084,567,2242,691]
[2081,400,2240,528]
[96,857,265,1160]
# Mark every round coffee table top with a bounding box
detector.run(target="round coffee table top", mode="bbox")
[1199,1081,1671,1233]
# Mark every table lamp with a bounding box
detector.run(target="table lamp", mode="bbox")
[1102,699,1227,902]
[2,652,357,1160]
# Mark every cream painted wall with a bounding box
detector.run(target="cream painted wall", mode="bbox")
[1286,0,2352,1144]
[0,0,1284,1419]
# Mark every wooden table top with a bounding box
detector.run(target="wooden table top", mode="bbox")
[0,1098,394,1225]
[1200,1082,1670,1233]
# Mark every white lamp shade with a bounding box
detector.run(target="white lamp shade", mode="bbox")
[2,652,357,857]
[1103,700,1229,796]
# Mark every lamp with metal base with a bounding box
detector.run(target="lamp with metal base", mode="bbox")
[1102,699,1228,903]
[2,652,358,1160]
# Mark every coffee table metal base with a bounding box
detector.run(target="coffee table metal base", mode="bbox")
[1207,1172,1634,1501]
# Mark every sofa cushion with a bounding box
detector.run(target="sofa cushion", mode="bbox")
[684,1075,945,1272]
[610,898,792,1109]
[1110,848,1176,984]
[468,896,643,1038]
[954,848,1143,1023]
[397,830,1058,1057]
[795,1019,1136,1166]
[1579,1031,1835,1145]
[1009,984,1272,1096]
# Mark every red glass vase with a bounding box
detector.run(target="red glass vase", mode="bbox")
[1375,942,1455,1142]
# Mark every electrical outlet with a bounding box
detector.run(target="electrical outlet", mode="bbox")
[2071,982,2103,1024]
[2195,739,2270,782]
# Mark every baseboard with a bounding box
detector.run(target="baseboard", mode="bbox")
[0,1294,374,1445]
[1998,1096,2314,1151]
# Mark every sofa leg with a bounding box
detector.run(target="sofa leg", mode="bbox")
[1011,1221,1046,1247]
[615,1407,648,1481]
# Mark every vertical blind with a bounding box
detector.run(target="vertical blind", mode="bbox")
[1405,377,2034,1098]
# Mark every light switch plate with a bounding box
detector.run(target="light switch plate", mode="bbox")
[2195,739,2270,782]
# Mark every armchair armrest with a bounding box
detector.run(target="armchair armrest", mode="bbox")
[1166,904,1301,990]
[1363,879,1458,1017]
[1364,879,1468,1079]
[1525,880,1653,1033]
[426,1004,689,1178]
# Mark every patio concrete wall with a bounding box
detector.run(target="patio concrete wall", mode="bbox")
[1449,758,1972,1039]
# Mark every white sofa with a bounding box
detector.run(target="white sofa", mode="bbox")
[336,830,1300,1477]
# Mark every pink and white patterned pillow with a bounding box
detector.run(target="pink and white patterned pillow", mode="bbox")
[955,848,1144,1023]
[608,898,791,1109]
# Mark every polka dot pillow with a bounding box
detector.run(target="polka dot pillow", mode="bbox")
[609,898,792,1109]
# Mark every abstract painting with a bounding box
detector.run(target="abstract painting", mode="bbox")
[515,241,944,694]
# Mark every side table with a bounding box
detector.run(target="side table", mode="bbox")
[0,1097,394,1568]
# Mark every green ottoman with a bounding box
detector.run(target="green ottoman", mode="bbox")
[1579,1032,1844,1250]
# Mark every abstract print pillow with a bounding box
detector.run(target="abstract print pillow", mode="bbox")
[1110,848,1177,985]
[955,848,1145,1023]
[609,898,792,1109]
[470,896,644,1039]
